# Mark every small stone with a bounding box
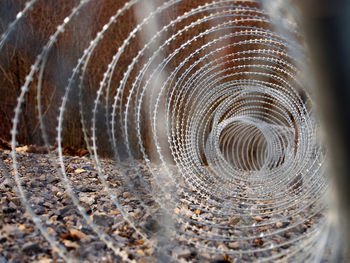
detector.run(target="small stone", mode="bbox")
[195,209,200,215]
[77,185,96,192]
[74,168,87,174]
[34,206,46,215]
[31,196,44,205]
[282,221,290,227]
[211,254,229,262]
[174,207,180,214]
[46,174,59,184]
[284,230,291,238]
[290,223,306,234]
[129,212,138,218]
[37,258,52,263]
[142,217,160,234]
[275,221,290,228]
[82,165,94,171]
[30,179,41,188]
[47,227,55,234]
[228,242,240,249]
[253,216,263,222]
[93,214,114,227]
[16,145,28,153]
[253,238,264,247]
[122,192,131,199]
[276,222,283,228]
[51,186,60,194]
[229,217,241,227]
[2,178,12,187]
[91,241,107,250]
[79,194,95,206]
[172,246,191,259]
[63,240,80,249]
[8,201,17,210]
[22,242,42,253]
[70,229,91,242]
[3,225,24,238]
[58,205,74,216]
[201,213,212,219]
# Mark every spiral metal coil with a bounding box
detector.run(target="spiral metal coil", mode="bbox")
[1,0,334,262]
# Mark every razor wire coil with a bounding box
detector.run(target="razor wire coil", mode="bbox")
[1,0,331,262]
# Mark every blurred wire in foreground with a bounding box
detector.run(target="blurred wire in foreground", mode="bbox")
[297,0,350,261]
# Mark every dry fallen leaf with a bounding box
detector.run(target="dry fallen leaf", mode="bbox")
[60,229,90,242]
[130,212,139,218]
[16,145,28,153]
[223,254,232,262]
[253,238,264,247]
[37,257,52,263]
[276,222,283,228]
[74,168,87,174]
[135,239,144,245]
[62,239,80,249]
[111,210,120,215]
[65,167,74,173]
[253,216,263,222]
[70,229,90,242]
